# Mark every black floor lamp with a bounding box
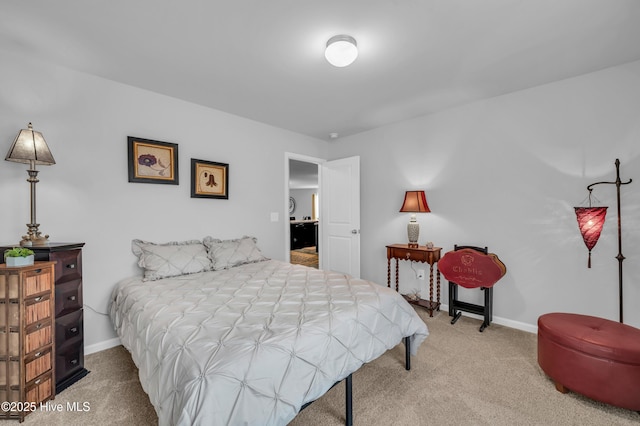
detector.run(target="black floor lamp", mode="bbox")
[574,159,632,323]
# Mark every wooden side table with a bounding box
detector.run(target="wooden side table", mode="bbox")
[386,244,442,316]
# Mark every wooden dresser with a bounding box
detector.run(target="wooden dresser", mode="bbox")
[30,244,88,394]
[0,243,88,394]
[0,261,56,422]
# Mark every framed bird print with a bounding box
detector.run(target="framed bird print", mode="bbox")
[191,158,229,199]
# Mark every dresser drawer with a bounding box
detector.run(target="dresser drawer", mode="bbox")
[25,371,53,404]
[387,246,441,264]
[56,309,83,349]
[55,279,83,317]
[50,249,82,284]
[25,346,53,383]
[389,247,428,262]
[25,294,52,328]
[23,267,54,298]
[25,322,52,354]
[55,339,84,383]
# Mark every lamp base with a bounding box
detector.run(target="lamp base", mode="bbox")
[20,236,50,247]
[407,243,419,248]
[20,225,50,247]
[407,219,420,248]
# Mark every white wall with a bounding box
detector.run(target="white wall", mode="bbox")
[0,50,329,351]
[328,60,640,330]
[2,48,639,354]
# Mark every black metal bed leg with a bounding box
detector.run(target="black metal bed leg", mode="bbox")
[345,374,353,426]
[404,336,411,370]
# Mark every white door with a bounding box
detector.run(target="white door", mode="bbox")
[320,156,360,278]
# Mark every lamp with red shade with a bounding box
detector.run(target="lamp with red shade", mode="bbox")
[574,206,607,268]
[399,190,430,248]
[574,159,631,323]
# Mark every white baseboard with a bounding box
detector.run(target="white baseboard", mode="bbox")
[85,337,121,355]
[439,304,538,334]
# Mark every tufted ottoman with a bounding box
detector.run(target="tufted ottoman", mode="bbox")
[537,313,640,411]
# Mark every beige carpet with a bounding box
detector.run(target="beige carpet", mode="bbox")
[22,310,639,425]
[290,246,319,268]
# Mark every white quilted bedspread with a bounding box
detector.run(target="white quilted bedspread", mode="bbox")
[110,260,428,425]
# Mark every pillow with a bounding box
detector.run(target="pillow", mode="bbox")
[203,236,268,270]
[131,239,212,281]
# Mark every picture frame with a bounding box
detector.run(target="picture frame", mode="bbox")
[191,158,229,199]
[128,137,179,184]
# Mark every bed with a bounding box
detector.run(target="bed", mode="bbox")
[109,237,429,425]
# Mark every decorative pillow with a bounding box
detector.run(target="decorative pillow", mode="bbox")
[131,239,212,281]
[203,236,268,270]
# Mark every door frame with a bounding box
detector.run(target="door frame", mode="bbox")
[284,152,324,265]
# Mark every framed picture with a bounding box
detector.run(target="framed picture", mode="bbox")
[128,136,179,185]
[191,158,229,199]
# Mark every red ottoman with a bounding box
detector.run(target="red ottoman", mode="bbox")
[538,313,640,411]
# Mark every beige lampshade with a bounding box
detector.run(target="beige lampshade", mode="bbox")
[5,123,56,166]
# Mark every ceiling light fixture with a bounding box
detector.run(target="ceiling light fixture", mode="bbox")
[325,35,358,67]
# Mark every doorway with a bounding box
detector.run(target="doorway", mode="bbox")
[288,157,320,268]
[285,153,361,277]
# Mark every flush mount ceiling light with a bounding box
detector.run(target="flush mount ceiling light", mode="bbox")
[325,35,358,67]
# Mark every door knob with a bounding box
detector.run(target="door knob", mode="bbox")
[351,229,359,234]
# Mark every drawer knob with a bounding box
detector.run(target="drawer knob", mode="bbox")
[36,323,43,329]
[34,352,41,358]
[34,269,42,273]
[66,264,76,269]
[405,253,411,259]
[34,296,43,302]
[70,327,78,333]
[70,359,78,365]
[68,295,77,301]
[34,379,41,385]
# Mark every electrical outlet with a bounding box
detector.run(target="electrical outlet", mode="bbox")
[417,269,425,280]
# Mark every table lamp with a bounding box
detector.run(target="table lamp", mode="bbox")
[5,122,56,246]
[399,190,430,247]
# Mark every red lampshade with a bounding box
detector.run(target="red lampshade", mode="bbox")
[399,191,430,213]
[575,206,608,268]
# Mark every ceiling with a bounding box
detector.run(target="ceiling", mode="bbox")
[289,160,319,189]
[2,1,640,141]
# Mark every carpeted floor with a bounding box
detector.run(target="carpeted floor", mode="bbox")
[291,246,319,268]
[21,310,640,425]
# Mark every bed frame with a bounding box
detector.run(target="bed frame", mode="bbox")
[301,336,412,425]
